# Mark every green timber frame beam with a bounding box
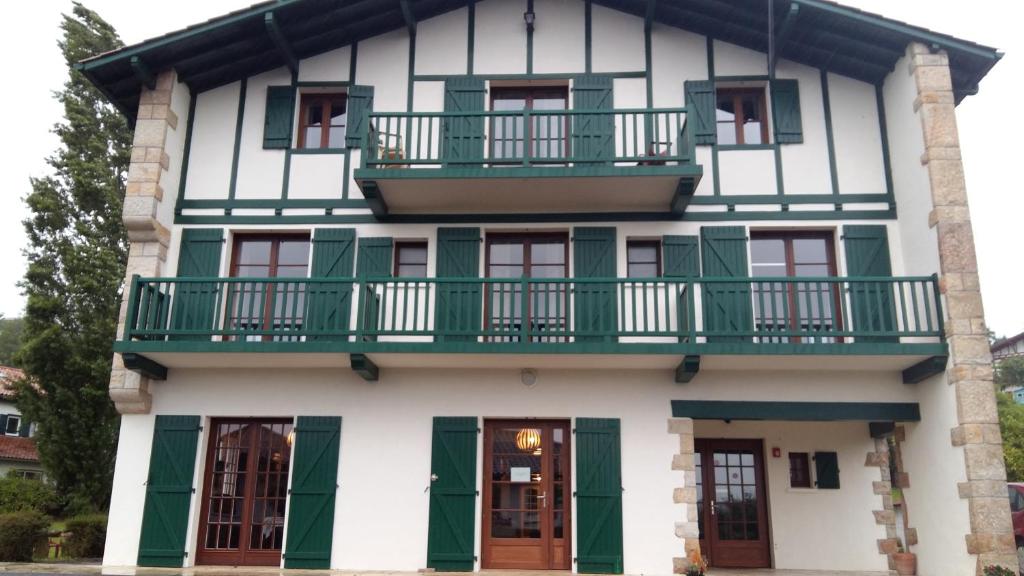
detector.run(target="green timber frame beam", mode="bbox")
[265,13,298,74]
[121,353,168,381]
[671,400,921,422]
[399,0,417,35]
[130,56,156,90]
[902,355,948,384]
[675,355,700,383]
[351,353,380,381]
[770,3,801,77]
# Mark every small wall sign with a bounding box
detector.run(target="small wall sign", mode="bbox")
[510,467,532,483]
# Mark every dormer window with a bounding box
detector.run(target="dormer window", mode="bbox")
[298,93,347,149]
[716,88,768,145]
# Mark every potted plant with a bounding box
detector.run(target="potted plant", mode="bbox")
[685,548,708,576]
[892,545,917,576]
[981,565,1016,576]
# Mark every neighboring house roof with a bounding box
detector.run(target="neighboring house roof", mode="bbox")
[993,332,1024,354]
[75,0,1002,120]
[0,366,24,401]
[0,436,39,464]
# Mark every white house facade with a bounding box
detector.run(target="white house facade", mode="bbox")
[78,1,1012,574]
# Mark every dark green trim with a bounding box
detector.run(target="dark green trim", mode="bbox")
[399,0,417,34]
[350,353,379,381]
[769,86,786,196]
[584,0,592,74]
[671,400,922,422]
[717,144,775,151]
[342,148,352,199]
[689,193,888,205]
[902,355,948,384]
[289,148,349,155]
[227,77,248,201]
[407,29,416,113]
[411,72,647,81]
[295,81,351,88]
[130,56,156,89]
[875,84,894,199]
[706,37,720,197]
[361,181,388,216]
[644,6,653,109]
[350,41,359,83]
[770,4,801,77]
[705,36,715,79]
[466,0,475,74]
[820,69,840,197]
[280,75,297,200]
[179,198,367,209]
[674,355,700,383]
[265,13,298,73]
[714,74,770,82]
[174,90,198,209]
[356,163,700,182]
[526,0,534,75]
[121,353,167,381]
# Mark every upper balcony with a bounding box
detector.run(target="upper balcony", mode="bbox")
[353,108,702,218]
[115,274,947,383]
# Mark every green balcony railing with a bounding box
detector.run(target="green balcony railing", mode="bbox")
[361,107,695,168]
[122,275,944,347]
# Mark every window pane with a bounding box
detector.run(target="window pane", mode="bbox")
[493,97,527,111]
[307,101,323,126]
[532,97,566,110]
[329,101,346,126]
[792,238,828,264]
[304,127,322,149]
[328,126,346,148]
[277,241,310,266]
[742,120,763,145]
[238,241,273,265]
[489,243,524,265]
[397,264,428,277]
[397,244,428,278]
[531,242,565,265]
[716,97,736,145]
[628,245,658,263]
[750,239,785,275]
[628,262,658,277]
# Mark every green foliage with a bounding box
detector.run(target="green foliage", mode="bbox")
[15,2,129,513]
[996,389,1024,482]
[0,474,59,515]
[996,356,1024,389]
[982,565,1016,576]
[0,317,25,367]
[62,514,107,559]
[0,510,50,561]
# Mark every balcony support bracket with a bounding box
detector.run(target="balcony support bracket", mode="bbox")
[675,355,701,383]
[902,354,948,384]
[671,179,696,215]
[351,353,380,381]
[362,181,390,218]
[869,421,896,438]
[122,352,167,381]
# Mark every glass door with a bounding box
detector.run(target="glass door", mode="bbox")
[482,420,571,570]
[486,234,569,342]
[694,439,771,568]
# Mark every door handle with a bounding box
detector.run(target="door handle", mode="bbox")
[538,491,547,508]
[710,500,715,516]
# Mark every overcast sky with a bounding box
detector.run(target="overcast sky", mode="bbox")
[0,0,1020,337]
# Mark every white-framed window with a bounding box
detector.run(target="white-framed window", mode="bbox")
[4,415,22,436]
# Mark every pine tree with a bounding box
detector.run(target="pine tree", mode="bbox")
[16,2,130,513]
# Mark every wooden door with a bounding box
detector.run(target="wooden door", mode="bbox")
[694,439,771,568]
[197,419,294,566]
[482,420,571,570]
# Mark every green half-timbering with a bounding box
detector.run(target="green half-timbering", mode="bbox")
[442,77,486,165]
[306,229,356,340]
[572,75,615,163]
[435,228,482,342]
[700,226,752,341]
[843,225,897,343]
[574,227,618,343]
[263,86,295,149]
[170,229,224,340]
[575,417,624,574]
[426,417,478,572]
[284,416,342,569]
[137,415,201,568]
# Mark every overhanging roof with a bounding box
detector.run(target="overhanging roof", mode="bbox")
[76,0,1002,119]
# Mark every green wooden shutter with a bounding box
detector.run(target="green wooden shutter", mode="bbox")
[770,79,803,144]
[356,237,393,339]
[843,225,897,343]
[572,75,615,163]
[574,227,617,343]
[264,86,295,149]
[575,418,624,574]
[137,415,201,567]
[170,229,223,340]
[700,226,752,341]
[663,236,700,278]
[284,416,342,569]
[442,77,486,166]
[684,80,716,145]
[814,451,840,489]
[435,228,481,342]
[426,417,478,572]
[346,85,374,148]
[19,419,30,438]
[0,415,6,436]
[305,229,355,341]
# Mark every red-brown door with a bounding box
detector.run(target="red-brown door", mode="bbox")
[196,419,294,566]
[695,439,771,568]
[482,420,571,570]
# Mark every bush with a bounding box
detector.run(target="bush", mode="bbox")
[62,514,107,559]
[0,474,59,514]
[0,510,49,561]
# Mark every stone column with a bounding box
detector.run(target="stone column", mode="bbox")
[109,70,180,415]
[908,42,1016,573]
[669,417,699,573]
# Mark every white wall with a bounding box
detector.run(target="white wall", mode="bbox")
[591,5,644,73]
[829,72,887,196]
[776,60,833,196]
[182,82,239,200]
[356,28,410,113]
[298,46,351,83]
[416,8,469,75]
[473,0,527,74]
[650,26,706,108]
[533,0,585,73]
[235,68,291,200]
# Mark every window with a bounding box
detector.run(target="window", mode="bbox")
[716,88,768,145]
[626,240,661,277]
[298,93,346,149]
[4,415,21,436]
[229,235,311,340]
[15,470,41,481]
[491,87,569,160]
[750,231,840,343]
[395,242,428,277]
[789,452,812,488]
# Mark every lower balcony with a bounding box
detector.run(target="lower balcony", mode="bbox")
[116,275,947,382]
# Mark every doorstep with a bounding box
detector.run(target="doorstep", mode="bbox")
[0,567,891,576]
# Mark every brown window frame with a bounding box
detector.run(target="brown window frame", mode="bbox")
[228,234,311,340]
[394,241,429,278]
[789,452,812,488]
[626,239,662,278]
[490,86,570,162]
[297,93,348,149]
[716,87,769,145]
